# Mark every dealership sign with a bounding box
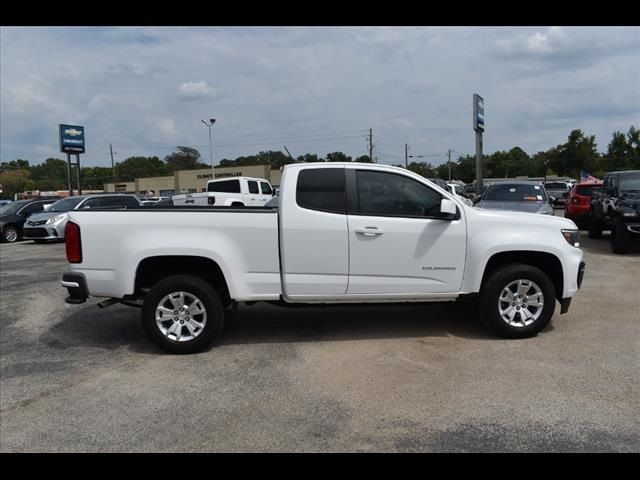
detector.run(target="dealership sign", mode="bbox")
[473,94,484,132]
[59,124,85,153]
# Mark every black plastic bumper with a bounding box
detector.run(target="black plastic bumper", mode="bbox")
[62,272,88,304]
[577,261,586,289]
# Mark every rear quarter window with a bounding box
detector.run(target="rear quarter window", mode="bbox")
[296,168,346,214]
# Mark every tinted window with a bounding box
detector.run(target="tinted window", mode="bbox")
[260,182,272,195]
[22,202,46,214]
[296,168,346,214]
[248,181,259,194]
[208,180,241,193]
[80,197,103,209]
[123,196,140,207]
[48,196,84,212]
[356,170,442,217]
[0,201,28,215]
[619,172,640,191]
[575,185,601,196]
[484,184,547,201]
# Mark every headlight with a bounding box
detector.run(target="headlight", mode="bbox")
[618,208,638,218]
[561,229,580,247]
[46,214,66,224]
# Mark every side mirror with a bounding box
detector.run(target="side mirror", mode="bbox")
[473,196,482,205]
[440,198,457,216]
[549,195,556,204]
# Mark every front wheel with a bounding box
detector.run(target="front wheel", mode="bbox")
[479,264,556,339]
[2,225,19,243]
[611,220,631,254]
[141,275,224,354]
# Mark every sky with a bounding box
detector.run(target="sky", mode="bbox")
[1,26,639,169]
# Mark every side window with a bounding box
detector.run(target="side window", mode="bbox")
[610,176,618,195]
[296,168,346,214]
[356,170,442,217]
[81,198,102,209]
[123,196,140,207]
[260,182,272,195]
[248,181,259,194]
[208,180,240,193]
[22,202,44,215]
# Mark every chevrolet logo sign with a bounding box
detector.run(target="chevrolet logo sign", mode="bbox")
[64,128,83,136]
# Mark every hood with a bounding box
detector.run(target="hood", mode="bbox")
[26,211,69,223]
[475,200,553,214]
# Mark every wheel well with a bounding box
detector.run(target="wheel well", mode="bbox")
[135,256,230,305]
[482,251,564,301]
[231,202,244,206]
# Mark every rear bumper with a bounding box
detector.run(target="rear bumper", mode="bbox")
[62,272,88,304]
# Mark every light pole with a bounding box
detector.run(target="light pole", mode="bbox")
[201,118,216,178]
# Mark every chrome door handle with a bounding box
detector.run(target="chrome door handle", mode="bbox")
[355,226,384,236]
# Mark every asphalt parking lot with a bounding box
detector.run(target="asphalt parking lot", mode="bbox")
[1,223,639,452]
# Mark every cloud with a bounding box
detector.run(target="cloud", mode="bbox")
[178,81,214,100]
[146,116,177,136]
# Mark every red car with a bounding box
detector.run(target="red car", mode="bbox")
[565,179,603,228]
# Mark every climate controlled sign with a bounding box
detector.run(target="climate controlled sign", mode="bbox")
[59,124,85,153]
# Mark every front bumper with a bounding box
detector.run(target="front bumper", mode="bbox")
[62,272,88,304]
[561,261,586,314]
[23,222,66,240]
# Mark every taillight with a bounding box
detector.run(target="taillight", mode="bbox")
[65,221,82,263]
[208,196,216,205]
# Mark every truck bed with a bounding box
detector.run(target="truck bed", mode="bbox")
[67,208,281,301]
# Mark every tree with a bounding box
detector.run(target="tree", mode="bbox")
[117,156,170,181]
[0,168,30,199]
[326,152,352,162]
[0,159,30,170]
[354,155,373,163]
[164,147,208,171]
[29,158,68,191]
[296,153,324,163]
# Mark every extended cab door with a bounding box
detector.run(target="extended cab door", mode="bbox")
[346,169,466,295]
[280,166,349,298]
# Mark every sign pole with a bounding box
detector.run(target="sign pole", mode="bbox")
[75,154,82,195]
[473,94,485,196]
[67,153,73,196]
[475,131,483,195]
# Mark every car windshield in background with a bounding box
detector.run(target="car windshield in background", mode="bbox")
[483,184,547,202]
[0,201,28,216]
[545,182,568,190]
[619,173,640,192]
[48,197,84,212]
[576,185,601,196]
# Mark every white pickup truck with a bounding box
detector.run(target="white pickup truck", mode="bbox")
[172,176,274,207]
[62,163,585,353]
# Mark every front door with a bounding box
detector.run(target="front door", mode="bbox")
[346,169,466,295]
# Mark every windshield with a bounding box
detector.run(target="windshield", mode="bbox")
[0,201,28,216]
[48,197,84,212]
[483,184,547,202]
[545,182,568,190]
[619,173,640,192]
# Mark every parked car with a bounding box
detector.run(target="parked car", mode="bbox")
[22,193,140,242]
[564,179,602,229]
[62,162,584,353]
[544,182,571,207]
[172,177,274,207]
[140,196,170,206]
[0,199,57,243]
[447,183,473,206]
[474,180,555,215]
[588,170,640,254]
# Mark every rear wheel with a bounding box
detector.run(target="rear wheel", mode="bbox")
[479,263,556,339]
[141,274,224,354]
[2,225,19,243]
[611,220,631,254]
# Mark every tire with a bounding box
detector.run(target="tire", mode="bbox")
[141,274,224,354]
[611,220,631,254]
[479,263,556,339]
[587,213,603,239]
[2,225,19,243]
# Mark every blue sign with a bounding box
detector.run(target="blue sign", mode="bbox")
[59,124,85,153]
[473,94,485,132]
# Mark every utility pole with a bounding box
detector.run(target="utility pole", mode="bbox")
[405,144,409,168]
[110,144,117,191]
[369,128,373,163]
[448,149,452,181]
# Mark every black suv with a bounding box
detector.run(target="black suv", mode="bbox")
[588,170,640,253]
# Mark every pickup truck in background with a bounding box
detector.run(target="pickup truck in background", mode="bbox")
[172,176,274,207]
[62,163,586,353]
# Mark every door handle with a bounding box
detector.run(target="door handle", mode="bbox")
[355,226,384,236]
